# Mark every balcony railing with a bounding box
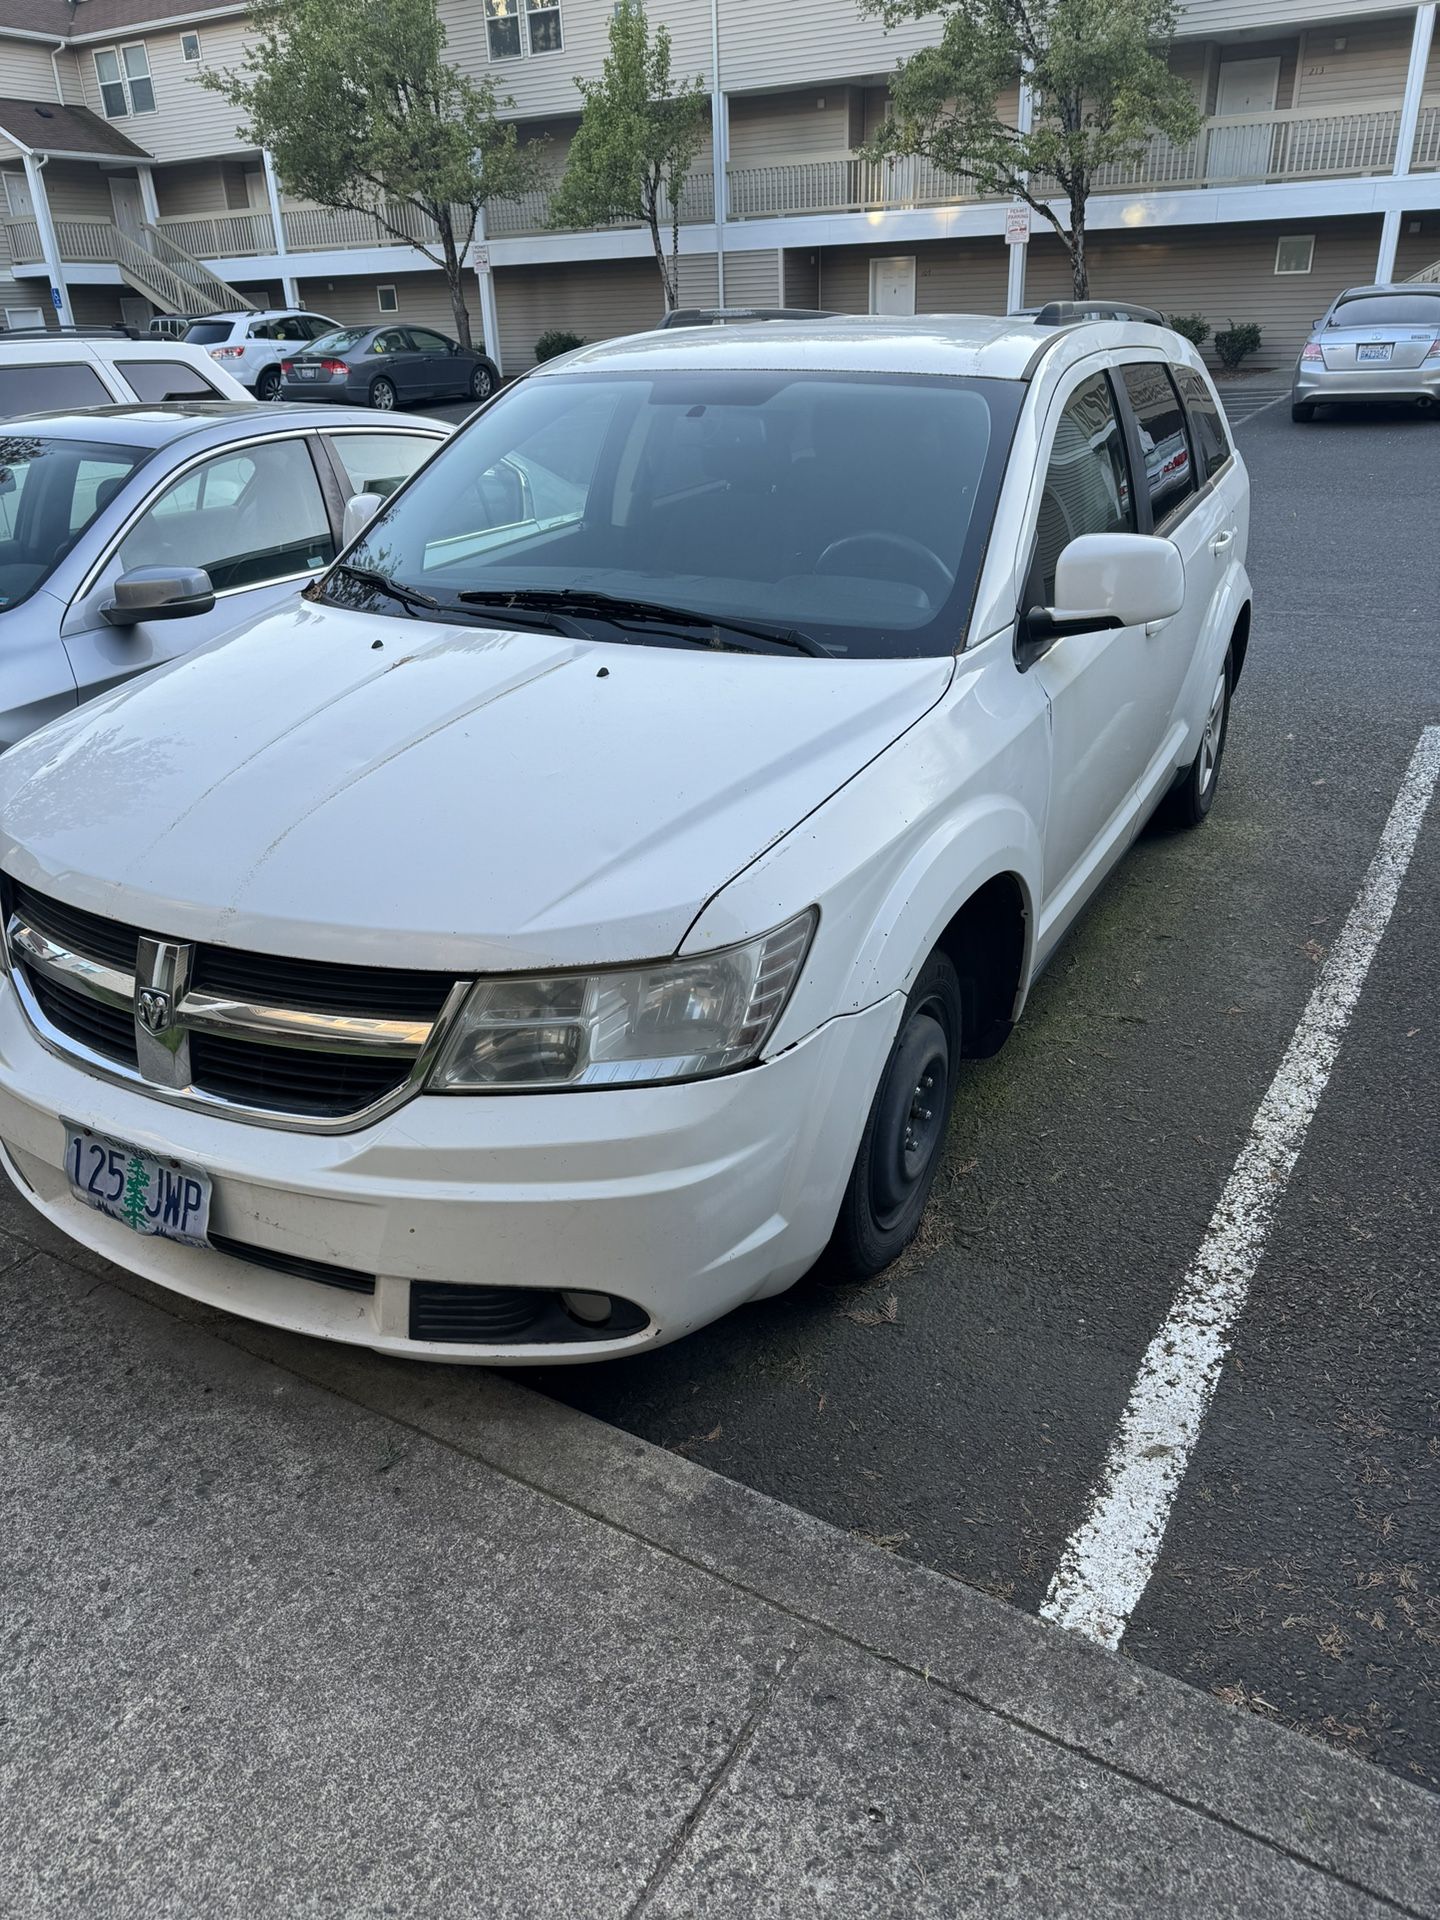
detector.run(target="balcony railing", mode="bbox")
[486,172,715,239]
[156,209,276,257]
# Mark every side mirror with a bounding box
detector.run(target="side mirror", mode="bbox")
[1027,532,1184,644]
[342,491,385,547]
[103,564,215,626]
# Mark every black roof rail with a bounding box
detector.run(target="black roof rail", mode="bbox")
[1031,300,1166,327]
[0,322,142,340]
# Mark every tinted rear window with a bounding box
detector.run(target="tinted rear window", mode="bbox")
[1119,362,1195,522]
[115,358,223,401]
[1329,294,1440,328]
[183,321,236,345]
[0,362,112,414]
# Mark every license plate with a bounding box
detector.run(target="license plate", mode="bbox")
[64,1123,211,1247]
[1357,344,1392,363]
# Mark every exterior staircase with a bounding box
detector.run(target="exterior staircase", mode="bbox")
[114,223,256,316]
[1404,258,1440,283]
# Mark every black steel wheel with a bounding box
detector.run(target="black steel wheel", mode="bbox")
[819,949,963,1286]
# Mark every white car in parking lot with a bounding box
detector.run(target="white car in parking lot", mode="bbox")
[0,314,1251,1363]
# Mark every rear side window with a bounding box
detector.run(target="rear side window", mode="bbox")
[1172,366,1231,483]
[0,363,112,414]
[183,321,236,345]
[1034,372,1135,602]
[1118,362,1195,523]
[115,358,223,402]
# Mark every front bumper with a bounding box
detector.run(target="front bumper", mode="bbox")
[1293,362,1440,404]
[0,977,900,1364]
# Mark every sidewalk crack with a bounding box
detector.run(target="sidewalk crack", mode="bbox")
[625,1639,808,1919]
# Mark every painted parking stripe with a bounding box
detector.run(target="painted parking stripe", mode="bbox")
[1041,725,1440,1650]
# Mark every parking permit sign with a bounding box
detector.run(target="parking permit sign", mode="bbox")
[1005,205,1031,245]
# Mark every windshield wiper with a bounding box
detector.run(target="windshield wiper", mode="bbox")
[327,561,440,616]
[453,587,828,657]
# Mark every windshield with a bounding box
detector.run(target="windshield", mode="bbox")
[1329,294,1440,328]
[183,320,235,345]
[0,434,150,612]
[335,368,1020,658]
[310,328,371,355]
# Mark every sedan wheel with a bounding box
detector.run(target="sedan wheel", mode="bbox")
[470,364,494,402]
[819,950,963,1286]
[255,366,282,402]
[370,377,397,412]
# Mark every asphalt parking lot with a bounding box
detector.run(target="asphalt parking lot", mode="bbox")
[533,390,1440,1791]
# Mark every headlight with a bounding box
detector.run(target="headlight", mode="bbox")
[428,909,816,1092]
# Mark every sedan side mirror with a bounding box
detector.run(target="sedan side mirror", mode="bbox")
[342,492,385,547]
[1027,532,1184,645]
[103,564,216,626]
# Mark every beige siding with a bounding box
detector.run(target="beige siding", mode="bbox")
[1292,15,1414,109]
[1022,215,1384,362]
[677,253,720,307]
[1175,0,1406,39]
[1396,213,1440,276]
[42,162,114,220]
[728,92,853,165]
[69,283,127,325]
[495,258,664,368]
[74,21,257,163]
[296,272,480,337]
[53,49,87,107]
[724,247,782,303]
[3,42,63,97]
[817,238,1009,314]
[154,160,230,216]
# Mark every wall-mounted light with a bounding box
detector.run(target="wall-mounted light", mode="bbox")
[1333,36,1347,51]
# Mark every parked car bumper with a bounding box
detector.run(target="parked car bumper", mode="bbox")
[277,380,352,404]
[1292,362,1440,405]
[0,978,900,1365]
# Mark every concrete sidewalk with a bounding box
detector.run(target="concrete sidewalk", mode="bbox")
[3,1209,1437,1918]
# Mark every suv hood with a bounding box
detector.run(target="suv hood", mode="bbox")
[0,602,950,971]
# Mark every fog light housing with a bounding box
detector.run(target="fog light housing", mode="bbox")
[560,1289,613,1325]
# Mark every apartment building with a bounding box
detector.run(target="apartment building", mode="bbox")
[1,0,1437,373]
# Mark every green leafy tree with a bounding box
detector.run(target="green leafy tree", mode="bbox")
[202,0,542,348]
[865,0,1202,298]
[548,0,709,311]
[121,1155,151,1232]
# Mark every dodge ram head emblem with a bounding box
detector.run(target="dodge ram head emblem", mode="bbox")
[137,988,172,1035]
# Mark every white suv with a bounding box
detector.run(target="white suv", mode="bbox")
[183,310,341,400]
[0,327,250,411]
[0,314,1251,1364]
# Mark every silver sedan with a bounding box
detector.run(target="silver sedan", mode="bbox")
[0,401,448,749]
[1291,282,1440,420]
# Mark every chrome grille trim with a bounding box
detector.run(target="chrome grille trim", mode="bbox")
[3,899,472,1135]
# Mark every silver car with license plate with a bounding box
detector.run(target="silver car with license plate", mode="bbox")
[1291,282,1440,420]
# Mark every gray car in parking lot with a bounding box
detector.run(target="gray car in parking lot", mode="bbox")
[279,323,500,410]
[0,401,448,748]
[1291,282,1440,419]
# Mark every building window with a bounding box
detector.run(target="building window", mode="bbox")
[485,0,521,60]
[377,285,398,314]
[95,43,156,117]
[180,31,202,62]
[527,0,563,54]
[1275,234,1314,275]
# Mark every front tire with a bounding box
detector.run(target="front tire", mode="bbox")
[369,376,397,412]
[1160,652,1231,829]
[469,362,495,402]
[820,951,963,1286]
[255,365,282,402]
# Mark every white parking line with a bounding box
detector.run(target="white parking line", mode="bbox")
[1041,725,1440,1650]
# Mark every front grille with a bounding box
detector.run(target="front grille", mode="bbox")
[208,1232,376,1295]
[29,971,138,1066]
[4,877,464,1126]
[189,1032,409,1118]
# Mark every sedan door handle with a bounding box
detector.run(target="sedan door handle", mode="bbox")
[1209,529,1235,555]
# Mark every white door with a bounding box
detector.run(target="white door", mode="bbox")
[110,177,145,238]
[869,256,916,316]
[5,306,45,330]
[1209,58,1281,181]
[5,172,35,218]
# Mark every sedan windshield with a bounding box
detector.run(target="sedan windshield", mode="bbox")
[0,435,150,612]
[1329,294,1440,328]
[310,328,371,355]
[333,368,1021,658]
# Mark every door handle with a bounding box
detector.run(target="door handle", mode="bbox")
[1209,529,1235,555]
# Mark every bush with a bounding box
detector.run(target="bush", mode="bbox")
[534,328,586,363]
[1214,320,1262,371]
[1167,312,1210,349]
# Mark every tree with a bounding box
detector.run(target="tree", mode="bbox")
[864,0,1202,298]
[548,0,709,312]
[202,0,542,348]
